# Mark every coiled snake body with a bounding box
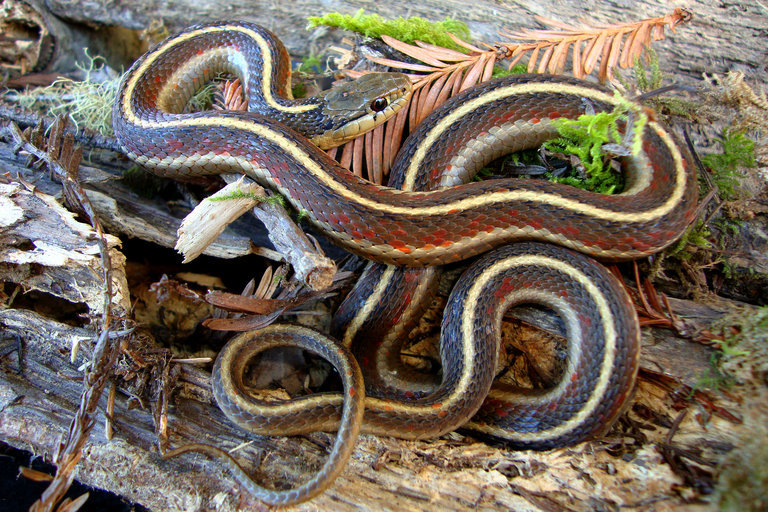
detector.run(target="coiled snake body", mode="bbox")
[113,21,697,505]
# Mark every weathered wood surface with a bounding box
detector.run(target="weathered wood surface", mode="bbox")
[0,176,761,511]
[42,0,768,90]
[1,1,767,511]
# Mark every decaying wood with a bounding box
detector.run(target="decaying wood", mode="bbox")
[1,293,761,511]
[218,174,337,291]
[39,0,768,92]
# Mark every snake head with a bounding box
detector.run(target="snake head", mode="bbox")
[311,72,412,149]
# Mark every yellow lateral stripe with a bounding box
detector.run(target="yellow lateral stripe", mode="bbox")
[132,113,685,224]
[462,254,618,441]
[343,266,395,348]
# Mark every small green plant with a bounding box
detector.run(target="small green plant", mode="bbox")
[617,48,696,118]
[186,82,219,112]
[691,352,735,393]
[701,129,756,201]
[665,220,713,261]
[307,10,470,52]
[633,48,663,92]
[541,95,648,194]
[492,63,528,77]
[298,54,324,74]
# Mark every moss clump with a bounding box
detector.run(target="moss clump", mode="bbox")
[709,306,768,512]
[307,10,470,52]
[701,129,756,201]
[541,95,648,194]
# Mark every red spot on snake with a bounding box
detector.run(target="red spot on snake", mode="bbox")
[391,229,408,238]
[570,371,580,382]
[166,139,184,150]
[390,240,411,253]
[559,290,569,298]
[349,387,356,397]
[549,111,562,119]
[337,213,350,224]
[557,225,580,236]
[530,117,540,124]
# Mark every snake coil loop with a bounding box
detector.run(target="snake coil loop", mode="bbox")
[114,21,697,506]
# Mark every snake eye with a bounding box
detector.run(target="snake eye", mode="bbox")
[370,97,388,112]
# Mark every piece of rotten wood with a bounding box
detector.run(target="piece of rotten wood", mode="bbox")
[213,174,337,291]
[0,179,130,317]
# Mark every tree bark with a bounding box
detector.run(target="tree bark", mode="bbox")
[41,0,768,90]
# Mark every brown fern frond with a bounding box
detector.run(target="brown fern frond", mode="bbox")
[506,8,691,81]
[213,78,247,111]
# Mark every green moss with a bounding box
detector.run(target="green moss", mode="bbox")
[291,82,308,99]
[619,48,696,118]
[541,95,648,194]
[692,352,735,393]
[209,189,287,207]
[665,220,713,261]
[701,129,756,201]
[633,48,663,92]
[307,10,470,52]
[298,54,324,74]
[492,63,528,77]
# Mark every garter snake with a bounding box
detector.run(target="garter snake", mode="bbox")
[114,21,697,505]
